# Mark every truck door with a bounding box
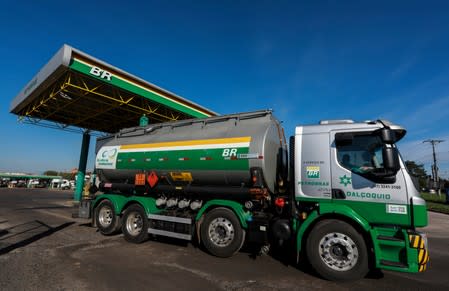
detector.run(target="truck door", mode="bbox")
[330,130,410,226]
[295,130,332,200]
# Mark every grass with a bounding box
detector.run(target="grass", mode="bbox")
[421,192,449,215]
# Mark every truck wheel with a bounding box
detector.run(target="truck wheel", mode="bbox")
[306,219,369,281]
[122,204,148,243]
[201,207,245,258]
[95,200,121,235]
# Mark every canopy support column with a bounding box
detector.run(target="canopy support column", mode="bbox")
[74,132,90,201]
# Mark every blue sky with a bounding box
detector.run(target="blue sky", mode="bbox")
[0,0,448,178]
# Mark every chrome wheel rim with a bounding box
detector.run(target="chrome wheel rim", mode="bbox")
[318,232,358,271]
[126,211,143,236]
[208,217,235,247]
[98,206,113,227]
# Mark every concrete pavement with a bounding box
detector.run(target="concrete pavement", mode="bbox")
[0,188,447,290]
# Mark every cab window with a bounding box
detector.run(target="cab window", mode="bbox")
[335,133,384,174]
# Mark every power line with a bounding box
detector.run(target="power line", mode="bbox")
[423,139,444,189]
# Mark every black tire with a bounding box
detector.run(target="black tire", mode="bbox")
[95,200,121,235]
[306,219,369,281]
[122,204,149,244]
[200,207,245,258]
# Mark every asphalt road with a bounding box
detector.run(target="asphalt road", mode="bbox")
[0,188,447,290]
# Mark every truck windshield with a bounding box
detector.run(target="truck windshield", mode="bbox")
[336,133,384,174]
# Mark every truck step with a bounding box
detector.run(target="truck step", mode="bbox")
[377,235,404,242]
[147,214,193,241]
[380,259,408,268]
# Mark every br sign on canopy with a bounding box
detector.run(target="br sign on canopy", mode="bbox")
[89,66,112,81]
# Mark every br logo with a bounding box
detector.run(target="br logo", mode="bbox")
[306,166,320,179]
[90,66,112,81]
[222,148,238,157]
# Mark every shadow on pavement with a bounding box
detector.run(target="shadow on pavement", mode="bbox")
[239,242,320,278]
[0,229,8,237]
[0,220,75,255]
[14,206,72,211]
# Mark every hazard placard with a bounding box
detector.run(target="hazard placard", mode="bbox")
[135,173,146,186]
[170,172,193,182]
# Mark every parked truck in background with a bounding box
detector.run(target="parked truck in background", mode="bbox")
[86,110,429,281]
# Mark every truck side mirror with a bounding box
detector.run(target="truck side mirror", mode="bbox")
[379,129,395,144]
[366,147,399,183]
[383,146,400,172]
[377,128,407,144]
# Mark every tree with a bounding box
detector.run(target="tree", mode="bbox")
[44,170,58,176]
[58,172,74,180]
[405,161,428,189]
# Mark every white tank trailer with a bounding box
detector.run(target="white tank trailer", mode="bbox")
[95,110,288,201]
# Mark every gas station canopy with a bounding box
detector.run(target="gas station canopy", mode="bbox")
[10,44,217,134]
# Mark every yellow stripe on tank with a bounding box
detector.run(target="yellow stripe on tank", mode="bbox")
[120,136,252,150]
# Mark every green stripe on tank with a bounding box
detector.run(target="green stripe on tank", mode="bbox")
[116,147,250,171]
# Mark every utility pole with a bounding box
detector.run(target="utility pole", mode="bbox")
[423,139,444,195]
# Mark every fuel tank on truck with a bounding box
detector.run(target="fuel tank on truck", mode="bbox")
[95,110,287,194]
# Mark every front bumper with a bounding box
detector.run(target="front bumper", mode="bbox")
[372,227,429,273]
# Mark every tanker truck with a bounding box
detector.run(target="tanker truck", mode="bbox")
[88,110,428,281]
